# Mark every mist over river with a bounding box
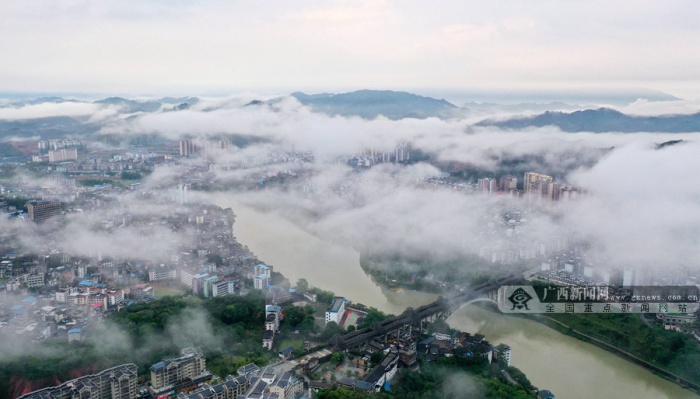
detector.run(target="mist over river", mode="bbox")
[216,195,698,399]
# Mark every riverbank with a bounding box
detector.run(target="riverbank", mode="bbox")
[358,249,700,394]
[221,195,700,399]
[449,305,699,399]
[519,312,700,393]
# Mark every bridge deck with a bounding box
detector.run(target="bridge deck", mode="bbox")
[331,274,521,350]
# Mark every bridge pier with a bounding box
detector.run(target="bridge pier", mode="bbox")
[331,280,511,351]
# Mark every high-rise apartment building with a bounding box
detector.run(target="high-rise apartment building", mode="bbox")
[523,172,553,193]
[476,178,498,196]
[179,140,200,157]
[395,141,410,163]
[48,148,78,163]
[498,175,518,192]
[27,200,61,222]
[150,348,211,395]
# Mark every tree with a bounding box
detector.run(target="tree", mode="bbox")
[295,278,309,293]
[310,287,335,305]
[121,171,142,180]
[370,351,385,365]
[357,307,390,329]
[270,271,289,288]
[331,352,345,365]
[46,254,62,268]
[283,306,307,327]
[299,317,315,333]
[304,304,316,316]
[320,321,344,340]
[206,254,224,266]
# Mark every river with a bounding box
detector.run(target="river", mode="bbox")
[216,195,698,399]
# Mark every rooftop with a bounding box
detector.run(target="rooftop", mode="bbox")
[327,297,345,313]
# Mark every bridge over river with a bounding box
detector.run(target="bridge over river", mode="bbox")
[329,274,523,351]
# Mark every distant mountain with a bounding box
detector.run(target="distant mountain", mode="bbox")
[477,108,700,133]
[289,90,458,119]
[655,139,688,150]
[159,96,199,105]
[94,97,162,113]
[1,97,82,107]
[0,96,202,142]
[0,116,99,139]
[462,101,582,114]
[440,88,681,105]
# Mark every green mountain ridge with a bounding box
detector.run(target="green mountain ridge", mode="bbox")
[477,108,700,133]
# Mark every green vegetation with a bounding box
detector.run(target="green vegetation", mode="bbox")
[308,287,336,305]
[120,171,143,180]
[0,341,109,399]
[535,312,700,385]
[394,357,534,398]
[295,278,309,293]
[152,286,184,297]
[330,352,345,365]
[316,356,535,399]
[281,305,315,333]
[0,169,16,180]
[206,253,224,267]
[319,321,344,341]
[0,292,279,397]
[354,305,391,329]
[360,252,510,293]
[2,196,30,211]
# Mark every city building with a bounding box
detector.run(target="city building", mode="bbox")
[178,364,302,399]
[364,349,399,392]
[148,268,177,282]
[255,263,271,278]
[523,172,553,194]
[178,183,189,205]
[130,284,153,300]
[262,329,274,350]
[212,279,236,297]
[253,264,271,290]
[27,200,61,222]
[499,175,518,192]
[267,287,292,305]
[18,364,138,399]
[657,313,697,332]
[325,296,346,325]
[496,344,512,366]
[48,148,78,163]
[265,311,279,333]
[476,178,498,196]
[67,328,83,342]
[26,273,45,288]
[395,141,410,163]
[254,274,269,290]
[537,389,556,399]
[150,348,212,397]
[176,374,250,399]
[179,140,200,157]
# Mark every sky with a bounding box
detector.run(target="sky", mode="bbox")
[0,0,698,99]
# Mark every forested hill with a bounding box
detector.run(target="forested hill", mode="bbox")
[477,108,700,133]
[290,90,458,120]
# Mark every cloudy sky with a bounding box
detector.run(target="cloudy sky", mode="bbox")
[0,0,698,98]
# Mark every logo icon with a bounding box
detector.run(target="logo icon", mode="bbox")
[508,287,533,310]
